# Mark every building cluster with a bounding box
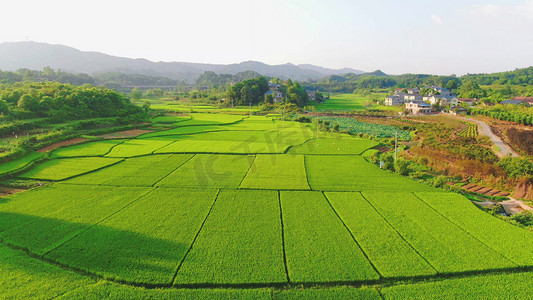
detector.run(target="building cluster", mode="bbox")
[264,81,321,103]
[385,86,466,114]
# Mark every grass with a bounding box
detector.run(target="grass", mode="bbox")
[240,155,310,190]
[18,157,123,181]
[281,191,379,283]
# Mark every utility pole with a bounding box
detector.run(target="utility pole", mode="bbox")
[394,131,398,162]
[316,116,319,139]
[249,101,252,117]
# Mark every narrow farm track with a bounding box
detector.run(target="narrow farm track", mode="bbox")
[454,116,519,158]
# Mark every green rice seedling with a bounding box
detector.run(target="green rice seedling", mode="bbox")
[46,188,218,285]
[51,140,123,157]
[240,155,310,190]
[0,184,111,232]
[157,154,253,189]
[326,192,436,278]
[381,272,533,299]
[273,286,381,300]
[0,186,152,255]
[0,244,94,299]
[0,151,43,176]
[105,138,175,157]
[174,189,287,285]
[416,192,533,267]
[363,191,516,273]
[280,191,379,283]
[18,157,123,181]
[287,138,374,155]
[305,156,435,192]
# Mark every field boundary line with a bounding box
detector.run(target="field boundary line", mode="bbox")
[302,155,312,189]
[277,191,291,284]
[237,154,257,189]
[150,154,196,187]
[41,187,157,257]
[170,189,221,286]
[322,191,382,279]
[412,192,519,267]
[359,192,439,274]
[101,139,127,156]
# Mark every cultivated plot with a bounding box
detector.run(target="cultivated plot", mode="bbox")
[305,155,435,192]
[416,192,533,267]
[240,155,310,190]
[325,192,436,278]
[363,191,517,273]
[281,191,379,283]
[18,157,123,181]
[174,189,287,285]
[157,154,253,189]
[51,140,123,157]
[288,138,374,155]
[46,188,218,285]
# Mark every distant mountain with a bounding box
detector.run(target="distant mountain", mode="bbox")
[0,42,366,82]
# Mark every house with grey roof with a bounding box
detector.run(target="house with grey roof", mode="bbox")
[406,101,432,114]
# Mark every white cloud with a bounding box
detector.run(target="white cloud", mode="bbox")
[465,0,533,19]
[431,14,443,25]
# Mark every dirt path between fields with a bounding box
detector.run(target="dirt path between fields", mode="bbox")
[454,116,519,158]
[37,138,87,153]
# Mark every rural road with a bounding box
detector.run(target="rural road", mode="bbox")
[455,116,518,158]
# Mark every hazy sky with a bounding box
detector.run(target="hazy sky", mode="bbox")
[1,0,532,75]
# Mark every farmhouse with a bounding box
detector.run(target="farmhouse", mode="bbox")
[458,98,478,106]
[501,99,529,105]
[385,94,404,106]
[406,101,432,114]
[265,90,283,102]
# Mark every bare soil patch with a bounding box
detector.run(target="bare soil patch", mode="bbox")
[37,138,87,153]
[0,187,26,197]
[98,129,154,139]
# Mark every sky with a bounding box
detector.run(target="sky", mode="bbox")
[1,0,532,75]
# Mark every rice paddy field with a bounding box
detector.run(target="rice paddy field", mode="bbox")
[313,93,401,112]
[0,112,532,298]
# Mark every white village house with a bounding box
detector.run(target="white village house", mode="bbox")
[405,101,432,114]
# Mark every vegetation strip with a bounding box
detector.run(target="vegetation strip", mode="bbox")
[277,191,291,284]
[325,192,437,278]
[170,189,221,286]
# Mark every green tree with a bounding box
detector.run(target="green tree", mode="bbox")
[446,79,458,91]
[265,93,274,104]
[17,94,40,112]
[0,99,8,115]
[130,88,143,100]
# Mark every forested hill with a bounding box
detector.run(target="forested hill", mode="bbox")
[307,67,533,98]
[0,42,363,82]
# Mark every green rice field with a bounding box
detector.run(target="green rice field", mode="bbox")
[0,112,531,298]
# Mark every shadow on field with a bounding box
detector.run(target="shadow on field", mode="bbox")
[0,212,191,287]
